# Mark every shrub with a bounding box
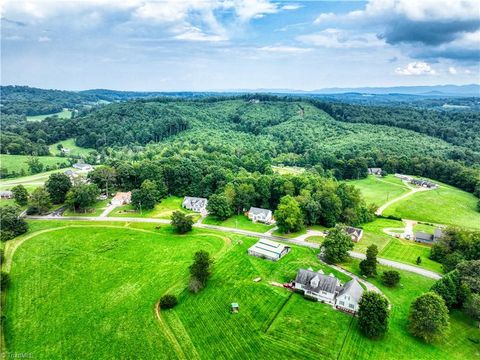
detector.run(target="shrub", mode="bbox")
[381,270,400,287]
[171,211,194,234]
[159,294,178,309]
[188,277,203,293]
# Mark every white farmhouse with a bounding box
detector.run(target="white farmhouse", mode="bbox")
[248,239,290,261]
[73,163,93,172]
[247,207,273,224]
[294,268,339,304]
[335,279,364,313]
[182,196,208,213]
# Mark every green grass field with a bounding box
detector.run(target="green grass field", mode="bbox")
[108,196,200,221]
[0,155,70,178]
[0,168,74,192]
[26,109,72,122]
[383,183,480,230]
[3,221,477,359]
[49,138,95,157]
[345,175,410,207]
[203,214,275,233]
[338,258,479,360]
[354,218,443,273]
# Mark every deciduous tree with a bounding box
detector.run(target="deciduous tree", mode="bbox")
[358,291,389,338]
[322,226,353,264]
[274,195,303,233]
[0,205,28,241]
[409,292,450,343]
[45,173,72,203]
[27,187,51,215]
[171,211,194,234]
[11,185,28,206]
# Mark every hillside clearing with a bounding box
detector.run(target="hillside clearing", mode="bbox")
[26,109,72,122]
[48,138,95,157]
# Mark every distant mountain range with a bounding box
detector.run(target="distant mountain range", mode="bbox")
[237,84,480,97]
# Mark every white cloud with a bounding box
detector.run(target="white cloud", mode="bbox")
[297,28,384,49]
[395,62,436,76]
[281,4,302,11]
[258,45,312,53]
[448,66,457,75]
[174,26,227,42]
[38,36,51,42]
[231,0,278,21]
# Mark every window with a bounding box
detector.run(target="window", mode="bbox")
[348,304,354,309]
[339,301,344,306]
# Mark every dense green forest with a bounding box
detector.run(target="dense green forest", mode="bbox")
[1,91,479,196]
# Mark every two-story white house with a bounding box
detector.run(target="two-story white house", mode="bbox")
[335,279,364,313]
[293,268,340,304]
[182,196,208,213]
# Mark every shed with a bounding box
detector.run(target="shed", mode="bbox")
[231,302,239,313]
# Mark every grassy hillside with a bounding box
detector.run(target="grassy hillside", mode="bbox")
[345,175,410,206]
[27,109,72,122]
[0,168,73,192]
[0,155,70,177]
[4,222,477,359]
[383,183,480,230]
[48,138,94,156]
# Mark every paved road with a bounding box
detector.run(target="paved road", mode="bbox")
[348,251,441,280]
[26,215,442,279]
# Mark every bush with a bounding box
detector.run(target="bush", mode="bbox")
[381,270,400,287]
[171,211,194,234]
[159,294,178,309]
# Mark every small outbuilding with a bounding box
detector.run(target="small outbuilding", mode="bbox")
[345,226,364,242]
[73,163,93,172]
[248,239,290,261]
[231,303,239,313]
[368,168,382,176]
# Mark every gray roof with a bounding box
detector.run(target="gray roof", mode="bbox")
[0,190,13,196]
[183,196,207,207]
[415,231,433,241]
[434,228,443,240]
[248,207,272,216]
[338,279,364,303]
[295,268,338,294]
[248,239,289,258]
[345,226,363,237]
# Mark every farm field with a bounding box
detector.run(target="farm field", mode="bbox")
[49,138,95,157]
[0,155,70,178]
[203,214,275,233]
[345,175,410,207]
[108,196,200,221]
[26,109,72,121]
[383,182,480,230]
[3,221,477,359]
[0,168,74,191]
[354,218,443,273]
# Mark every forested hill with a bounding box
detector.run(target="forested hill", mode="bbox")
[1,94,479,193]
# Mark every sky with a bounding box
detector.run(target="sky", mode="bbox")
[1,0,479,91]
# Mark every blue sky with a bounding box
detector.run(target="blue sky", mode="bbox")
[1,0,479,91]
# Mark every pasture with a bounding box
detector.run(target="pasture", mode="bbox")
[3,221,477,359]
[345,175,410,207]
[0,168,74,192]
[383,182,480,230]
[48,138,95,157]
[203,214,275,233]
[26,109,72,122]
[0,155,70,178]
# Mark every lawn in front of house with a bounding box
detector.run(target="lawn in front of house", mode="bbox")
[203,214,275,233]
[108,196,199,221]
[62,199,111,217]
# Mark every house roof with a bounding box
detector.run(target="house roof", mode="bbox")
[0,191,13,196]
[415,231,433,241]
[113,191,131,201]
[248,239,289,258]
[338,279,364,303]
[294,268,338,294]
[73,163,92,170]
[183,196,207,206]
[248,207,272,217]
[345,226,363,238]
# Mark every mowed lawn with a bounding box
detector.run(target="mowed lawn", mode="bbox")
[0,168,74,192]
[203,214,275,233]
[0,155,70,177]
[4,222,478,359]
[345,175,410,207]
[108,196,200,221]
[26,109,72,121]
[354,218,443,273]
[49,138,95,157]
[339,259,479,360]
[383,182,480,230]
[63,199,111,217]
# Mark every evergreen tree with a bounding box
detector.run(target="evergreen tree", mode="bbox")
[189,250,213,290]
[360,244,378,277]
